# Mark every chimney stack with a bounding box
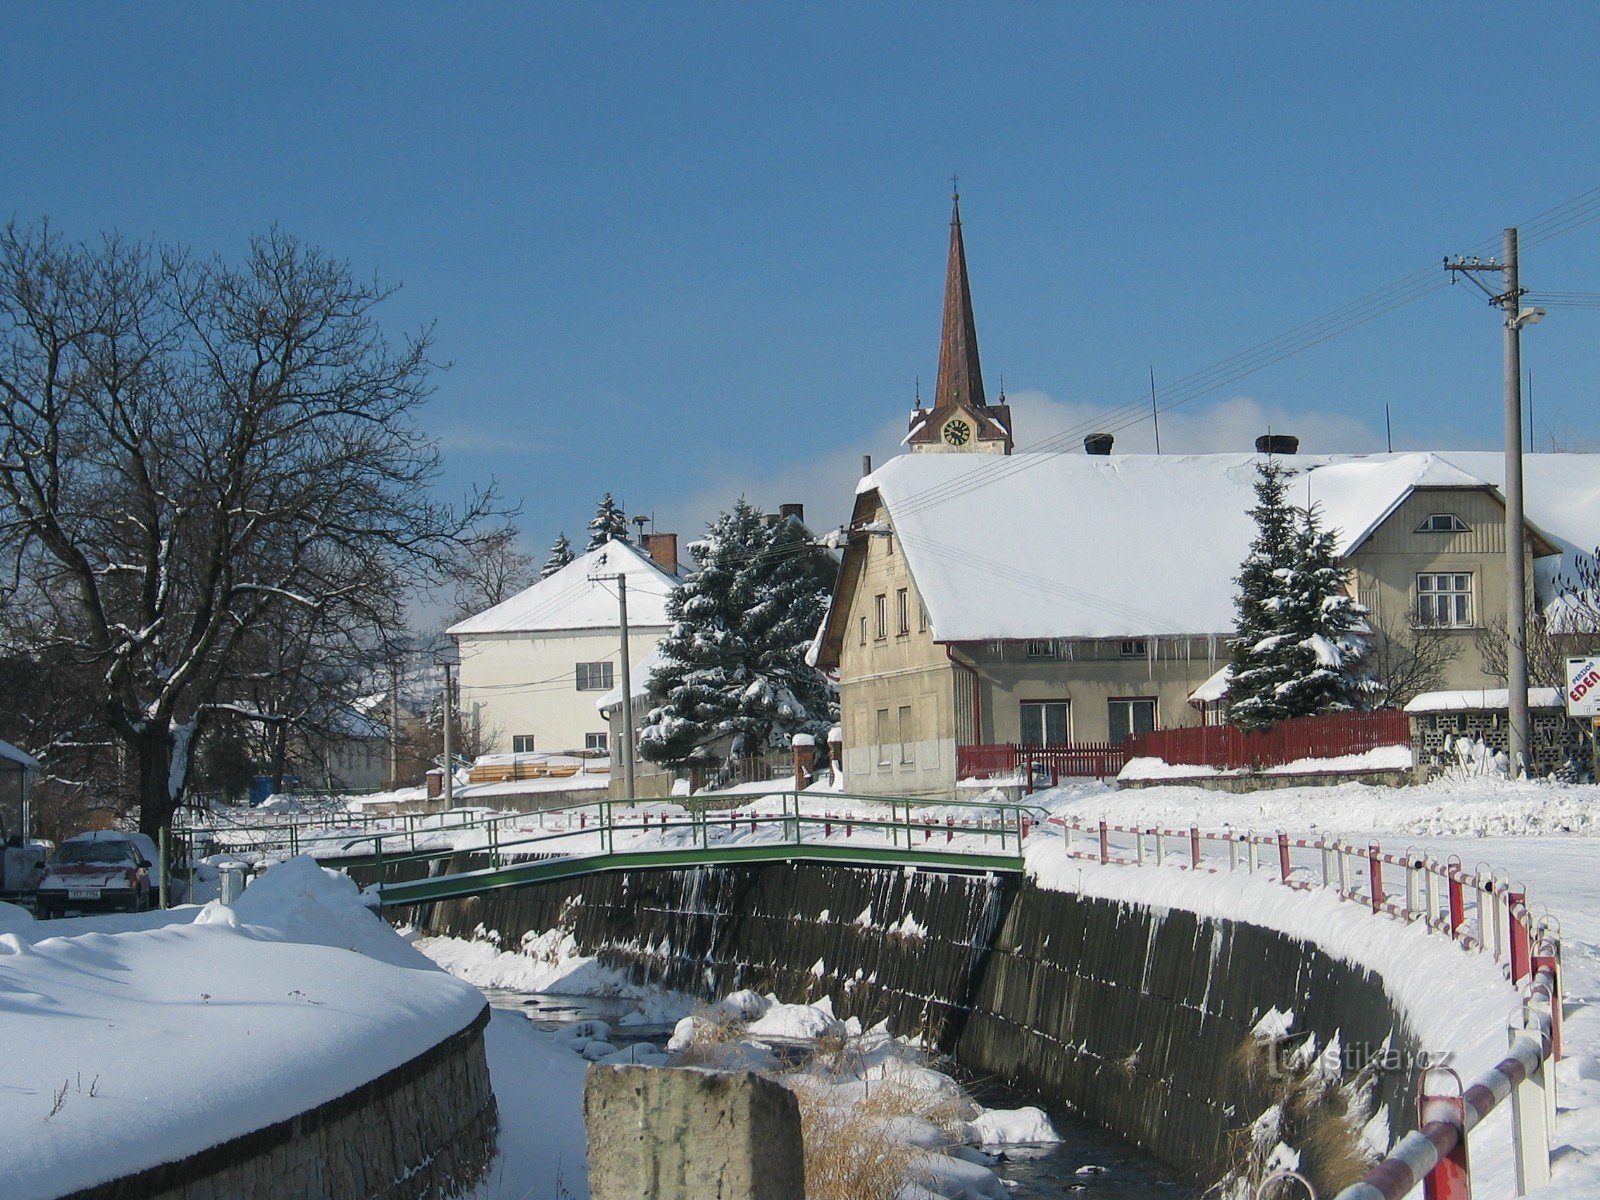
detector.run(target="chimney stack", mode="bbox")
[1255,434,1299,455]
[643,532,679,575]
[862,454,872,476]
[778,503,804,524]
[1084,433,1115,456]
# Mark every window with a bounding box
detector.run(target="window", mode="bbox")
[575,661,615,691]
[875,708,892,767]
[896,589,910,636]
[1107,698,1157,744]
[1026,639,1056,658]
[1417,573,1473,627]
[585,732,608,754]
[886,533,894,556]
[1119,640,1147,658]
[1417,513,1471,533]
[874,594,888,640]
[512,735,536,754]
[898,704,914,766]
[918,602,928,633]
[859,615,868,645]
[1019,700,1070,746]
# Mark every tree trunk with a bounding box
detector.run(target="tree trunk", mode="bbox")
[130,721,179,840]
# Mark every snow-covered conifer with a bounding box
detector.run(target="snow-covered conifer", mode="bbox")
[1273,506,1369,716]
[586,493,632,550]
[542,532,575,578]
[639,501,838,770]
[1227,459,1301,729]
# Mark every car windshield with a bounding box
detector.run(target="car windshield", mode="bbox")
[53,840,139,866]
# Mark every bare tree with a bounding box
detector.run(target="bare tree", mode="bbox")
[451,526,537,621]
[0,223,498,837]
[1363,607,1461,708]
[1477,548,1600,691]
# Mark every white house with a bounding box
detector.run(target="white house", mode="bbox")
[448,536,684,760]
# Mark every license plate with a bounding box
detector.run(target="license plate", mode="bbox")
[67,888,100,901]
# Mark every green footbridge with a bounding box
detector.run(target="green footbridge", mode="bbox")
[189,794,1037,907]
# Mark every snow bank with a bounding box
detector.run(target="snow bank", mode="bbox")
[1118,745,1412,782]
[0,856,485,1200]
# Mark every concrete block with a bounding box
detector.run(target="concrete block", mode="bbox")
[584,1065,804,1200]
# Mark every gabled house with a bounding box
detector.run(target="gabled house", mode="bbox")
[812,200,1600,797]
[448,535,684,761]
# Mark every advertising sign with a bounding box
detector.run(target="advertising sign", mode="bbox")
[1567,656,1600,718]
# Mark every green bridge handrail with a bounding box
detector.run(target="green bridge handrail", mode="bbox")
[344,794,1040,906]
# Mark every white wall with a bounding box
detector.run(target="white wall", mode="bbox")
[456,626,668,757]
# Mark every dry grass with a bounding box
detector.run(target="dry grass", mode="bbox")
[792,1083,921,1200]
[665,1006,750,1068]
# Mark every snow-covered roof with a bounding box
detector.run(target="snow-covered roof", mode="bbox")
[0,738,40,772]
[854,451,1600,643]
[447,540,681,637]
[1405,687,1566,713]
[1188,664,1231,704]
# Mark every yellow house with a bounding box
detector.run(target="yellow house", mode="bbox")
[812,197,1598,797]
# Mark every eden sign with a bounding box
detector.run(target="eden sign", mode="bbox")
[1568,656,1600,718]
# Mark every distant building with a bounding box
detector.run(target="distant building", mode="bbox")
[0,738,40,840]
[448,536,684,762]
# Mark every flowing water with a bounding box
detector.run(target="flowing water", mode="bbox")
[480,987,1197,1199]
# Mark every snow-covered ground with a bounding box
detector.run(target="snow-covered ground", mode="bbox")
[0,857,485,1200]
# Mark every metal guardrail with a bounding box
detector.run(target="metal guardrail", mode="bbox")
[1052,815,1563,1200]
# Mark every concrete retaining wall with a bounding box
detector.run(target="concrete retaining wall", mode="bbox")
[404,862,1416,1189]
[57,1006,497,1200]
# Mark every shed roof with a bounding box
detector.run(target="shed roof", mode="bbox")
[0,739,40,772]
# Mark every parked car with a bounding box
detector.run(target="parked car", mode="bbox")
[35,831,159,918]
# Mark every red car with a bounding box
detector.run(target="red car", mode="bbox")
[35,831,157,918]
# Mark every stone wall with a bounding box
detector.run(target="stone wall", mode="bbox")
[57,1006,497,1200]
[402,861,1417,1189]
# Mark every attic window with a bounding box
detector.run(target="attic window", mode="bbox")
[1119,640,1147,658]
[1417,513,1470,533]
[1026,640,1056,659]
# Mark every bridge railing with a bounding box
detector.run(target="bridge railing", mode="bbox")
[1051,816,1562,1200]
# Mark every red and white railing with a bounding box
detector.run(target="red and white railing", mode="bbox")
[1047,817,1564,1200]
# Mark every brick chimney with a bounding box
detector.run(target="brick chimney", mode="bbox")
[643,532,679,575]
[779,503,804,524]
[1084,433,1114,456]
[1255,434,1299,455]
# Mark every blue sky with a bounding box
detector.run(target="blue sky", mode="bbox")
[5,4,1599,594]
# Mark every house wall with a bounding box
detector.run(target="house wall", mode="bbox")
[455,626,667,758]
[964,637,1227,745]
[834,505,958,796]
[1347,487,1539,691]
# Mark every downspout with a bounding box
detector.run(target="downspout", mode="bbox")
[945,644,983,744]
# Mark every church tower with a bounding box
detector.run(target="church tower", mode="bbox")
[904,193,1013,455]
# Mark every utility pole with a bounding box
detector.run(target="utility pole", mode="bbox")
[590,570,637,801]
[440,658,455,808]
[1447,229,1546,776]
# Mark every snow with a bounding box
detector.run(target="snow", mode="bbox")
[1406,687,1566,712]
[1118,745,1413,781]
[446,539,680,636]
[0,856,484,1200]
[854,450,1600,641]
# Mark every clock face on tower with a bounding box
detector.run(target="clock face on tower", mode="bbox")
[942,418,971,446]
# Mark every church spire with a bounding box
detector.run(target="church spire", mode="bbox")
[932,189,986,412]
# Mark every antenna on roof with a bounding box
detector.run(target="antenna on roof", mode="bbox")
[913,375,921,410]
[1149,367,1161,455]
[1385,404,1393,453]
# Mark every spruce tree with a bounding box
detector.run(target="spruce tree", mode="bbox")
[586,493,632,550]
[1229,461,1369,728]
[1227,459,1300,729]
[639,501,839,770]
[541,532,574,579]
[1273,506,1369,716]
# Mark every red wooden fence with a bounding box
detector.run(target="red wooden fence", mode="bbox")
[1123,709,1411,771]
[956,742,1129,784]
